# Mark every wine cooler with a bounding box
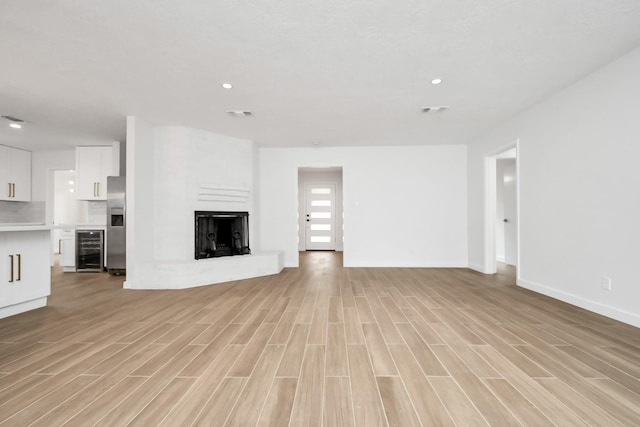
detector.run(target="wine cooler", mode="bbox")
[76,230,104,272]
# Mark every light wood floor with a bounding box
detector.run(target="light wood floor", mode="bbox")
[1,252,639,426]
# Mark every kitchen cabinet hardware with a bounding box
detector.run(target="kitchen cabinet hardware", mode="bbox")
[6,183,17,198]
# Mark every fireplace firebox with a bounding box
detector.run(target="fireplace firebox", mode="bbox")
[195,211,250,259]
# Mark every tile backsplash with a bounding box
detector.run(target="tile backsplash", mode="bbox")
[87,201,107,225]
[0,201,46,224]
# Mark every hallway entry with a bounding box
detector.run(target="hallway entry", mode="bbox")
[298,167,343,253]
[484,144,518,275]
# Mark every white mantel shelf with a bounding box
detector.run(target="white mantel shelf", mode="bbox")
[197,184,250,203]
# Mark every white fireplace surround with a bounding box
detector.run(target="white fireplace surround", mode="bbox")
[125,122,283,290]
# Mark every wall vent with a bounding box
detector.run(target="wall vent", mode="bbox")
[1,115,25,122]
[226,110,253,117]
[422,106,448,113]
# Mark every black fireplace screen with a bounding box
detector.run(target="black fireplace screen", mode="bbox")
[195,211,250,259]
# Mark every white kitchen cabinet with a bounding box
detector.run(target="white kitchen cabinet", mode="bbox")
[76,146,115,200]
[0,229,51,319]
[60,228,76,272]
[0,145,32,202]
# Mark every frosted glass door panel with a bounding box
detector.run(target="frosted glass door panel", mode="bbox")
[305,183,336,250]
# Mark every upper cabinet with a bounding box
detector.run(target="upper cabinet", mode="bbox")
[0,145,31,202]
[76,146,115,200]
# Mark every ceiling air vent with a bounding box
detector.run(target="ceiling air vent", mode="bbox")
[226,110,253,117]
[1,115,25,123]
[422,106,448,113]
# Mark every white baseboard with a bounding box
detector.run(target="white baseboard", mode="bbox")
[343,260,468,268]
[468,262,492,274]
[517,278,640,328]
[496,255,505,263]
[0,297,48,320]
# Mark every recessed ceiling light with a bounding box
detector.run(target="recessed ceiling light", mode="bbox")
[9,123,22,129]
[431,78,442,85]
[69,180,75,185]
[221,83,233,89]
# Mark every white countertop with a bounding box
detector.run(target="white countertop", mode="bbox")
[0,223,107,232]
[52,224,106,229]
[76,224,106,230]
[0,223,51,232]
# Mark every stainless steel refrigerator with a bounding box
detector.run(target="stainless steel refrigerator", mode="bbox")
[106,176,126,275]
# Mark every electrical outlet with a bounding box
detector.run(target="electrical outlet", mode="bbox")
[601,276,612,291]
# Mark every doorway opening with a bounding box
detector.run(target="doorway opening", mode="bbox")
[484,144,519,276]
[496,156,517,266]
[297,167,343,259]
[51,170,83,265]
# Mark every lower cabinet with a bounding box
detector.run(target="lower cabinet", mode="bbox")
[60,228,76,272]
[0,230,51,319]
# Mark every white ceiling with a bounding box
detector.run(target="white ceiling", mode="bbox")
[1,1,640,151]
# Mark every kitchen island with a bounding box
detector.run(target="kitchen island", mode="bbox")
[0,224,51,319]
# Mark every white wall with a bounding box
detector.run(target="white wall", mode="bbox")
[259,145,468,268]
[467,46,640,326]
[298,169,344,252]
[125,116,155,288]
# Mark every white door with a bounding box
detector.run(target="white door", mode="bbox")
[503,160,517,266]
[305,183,336,250]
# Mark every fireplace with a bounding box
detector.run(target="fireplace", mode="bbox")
[195,211,250,259]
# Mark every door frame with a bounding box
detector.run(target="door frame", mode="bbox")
[304,181,337,250]
[296,167,344,263]
[483,140,520,276]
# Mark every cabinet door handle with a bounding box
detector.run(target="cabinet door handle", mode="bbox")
[93,182,96,197]
[9,255,14,282]
[96,182,100,197]
[7,183,11,198]
[12,183,15,198]
[16,254,21,281]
